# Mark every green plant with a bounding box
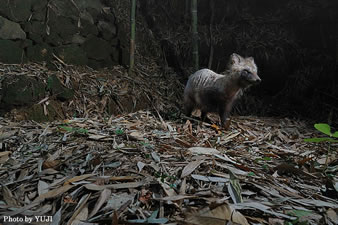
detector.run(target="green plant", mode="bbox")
[286,209,312,225]
[304,123,338,143]
[58,125,88,135]
[304,123,338,170]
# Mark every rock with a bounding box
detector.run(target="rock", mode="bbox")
[0,16,26,40]
[71,34,86,44]
[24,21,47,43]
[26,44,53,62]
[24,21,46,34]
[0,40,24,63]
[31,0,47,11]
[19,39,33,48]
[44,32,63,46]
[78,11,98,36]
[49,16,78,40]
[87,59,105,69]
[55,44,88,65]
[25,102,60,122]
[0,0,33,22]
[83,35,112,60]
[80,19,98,37]
[47,74,74,101]
[80,11,94,24]
[98,21,117,40]
[73,0,103,12]
[31,7,47,21]
[28,33,44,44]
[87,7,101,21]
[48,0,78,19]
[102,7,116,24]
[1,75,45,107]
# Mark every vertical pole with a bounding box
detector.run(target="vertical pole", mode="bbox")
[191,0,199,71]
[129,0,136,75]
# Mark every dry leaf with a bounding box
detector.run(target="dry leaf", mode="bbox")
[34,184,74,202]
[0,151,11,163]
[188,147,220,155]
[64,174,95,185]
[38,180,49,196]
[89,188,111,218]
[3,186,19,206]
[185,203,249,225]
[67,194,91,225]
[42,160,61,169]
[181,159,204,178]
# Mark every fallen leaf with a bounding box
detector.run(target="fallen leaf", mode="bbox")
[228,170,243,204]
[34,184,74,202]
[64,174,95,185]
[89,189,111,218]
[0,151,11,163]
[3,186,19,206]
[327,208,338,224]
[188,147,220,155]
[38,180,49,196]
[181,159,204,178]
[185,203,249,225]
[129,131,144,141]
[137,161,146,172]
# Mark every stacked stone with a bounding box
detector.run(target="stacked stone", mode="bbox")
[0,0,125,68]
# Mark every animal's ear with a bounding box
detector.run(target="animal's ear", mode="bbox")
[230,53,242,64]
[247,56,254,62]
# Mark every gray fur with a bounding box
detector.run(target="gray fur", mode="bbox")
[184,53,261,126]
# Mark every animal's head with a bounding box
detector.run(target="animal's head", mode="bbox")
[229,53,261,87]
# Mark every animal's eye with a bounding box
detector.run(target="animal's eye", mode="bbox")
[242,70,250,75]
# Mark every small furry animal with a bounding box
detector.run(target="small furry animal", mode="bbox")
[183,53,261,127]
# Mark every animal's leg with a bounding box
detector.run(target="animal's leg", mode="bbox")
[201,111,207,122]
[184,98,194,116]
[219,102,233,128]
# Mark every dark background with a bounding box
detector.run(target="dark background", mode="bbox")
[134,0,338,124]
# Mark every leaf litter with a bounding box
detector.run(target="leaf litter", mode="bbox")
[1,110,338,225]
[0,65,338,225]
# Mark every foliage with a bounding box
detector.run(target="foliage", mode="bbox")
[58,125,88,135]
[304,123,338,143]
[304,123,337,171]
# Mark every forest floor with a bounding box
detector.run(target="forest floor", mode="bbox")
[0,63,338,225]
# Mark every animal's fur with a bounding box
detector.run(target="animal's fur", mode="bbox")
[183,53,261,126]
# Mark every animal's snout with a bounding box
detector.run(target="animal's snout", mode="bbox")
[255,77,261,83]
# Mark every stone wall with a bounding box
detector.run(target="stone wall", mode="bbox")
[0,0,127,68]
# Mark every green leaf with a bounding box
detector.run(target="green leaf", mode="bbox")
[314,123,331,136]
[304,137,332,142]
[58,126,74,132]
[304,137,338,143]
[262,157,272,161]
[75,128,88,134]
[248,172,256,176]
[332,131,338,138]
[115,129,124,135]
